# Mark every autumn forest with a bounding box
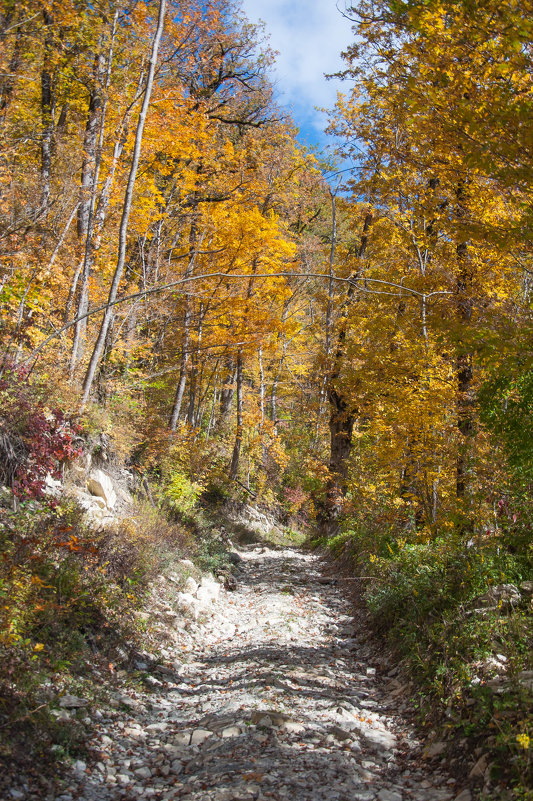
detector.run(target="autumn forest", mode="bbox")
[1,0,532,796]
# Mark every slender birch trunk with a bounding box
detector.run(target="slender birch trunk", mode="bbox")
[169,186,201,429]
[169,255,195,430]
[206,375,218,440]
[229,350,243,480]
[81,0,166,407]
[70,12,119,378]
[270,301,290,423]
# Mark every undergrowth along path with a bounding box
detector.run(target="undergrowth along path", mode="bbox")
[53,547,467,801]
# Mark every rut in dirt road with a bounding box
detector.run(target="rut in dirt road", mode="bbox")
[53,546,468,801]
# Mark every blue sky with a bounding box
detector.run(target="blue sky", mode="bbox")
[239,0,354,158]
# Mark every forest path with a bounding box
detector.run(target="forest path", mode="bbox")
[58,546,467,801]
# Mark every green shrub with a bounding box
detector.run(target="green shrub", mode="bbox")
[364,536,528,632]
[326,519,533,798]
[164,470,204,516]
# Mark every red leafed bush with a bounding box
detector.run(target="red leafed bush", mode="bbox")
[282,485,310,523]
[0,366,83,499]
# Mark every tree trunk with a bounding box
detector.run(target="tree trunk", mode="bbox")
[39,10,54,216]
[69,94,130,333]
[269,301,290,423]
[229,350,243,480]
[77,51,105,239]
[0,19,22,117]
[228,261,258,478]
[206,371,219,440]
[318,210,373,536]
[69,49,107,377]
[169,230,198,429]
[218,357,236,425]
[454,185,475,530]
[69,12,119,379]
[399,437,424,530]
[81,0,166,408]
[319,387,355,536]
[187,302,204,426]
[456,240,475,502]
[270,374,278,422]
[170,349,189,429]
[258,347,265,424]
[316,189,337,443]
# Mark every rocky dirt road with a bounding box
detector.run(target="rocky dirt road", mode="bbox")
[39,546,471,801]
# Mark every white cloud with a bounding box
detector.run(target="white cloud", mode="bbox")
[239,0,353,141]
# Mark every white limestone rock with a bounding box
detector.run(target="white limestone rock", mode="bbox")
[44,474,63,497]
[176,592,201,621]
[197,576,221,602]
[183,576,198,595]
[87,469,117,509]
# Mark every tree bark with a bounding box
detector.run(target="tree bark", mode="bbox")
[399,437,424,530]
[318,210,373,537]
[0,19,22,117]
[258,347,265,424]
[454,184,475,530]
[206,373,218,439]
[169,225,198,430]
[269,300,290,423]
[218,357,236,425]
[187,302,204,426]
[455,240,475,501]
[39,10,54,215]
[69,40,110,379]
[81,0,166,408]
[228,260,259,479]
[316,188,337,443]
[229,350,243,480]
[77,51,105,240]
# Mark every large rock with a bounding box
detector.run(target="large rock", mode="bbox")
[176,592,201,621]
[183,576,198,595]
[424,741,447,759]
[190,728,213,745]
[475,583,521,607]
[44,474,63,497]
[518,670,533,690]
[469,753,489,778]
[87,469,117,509]
[59,694,88,709]
[227,503,281,538]
[377,791,403,801]
[197,575,221,603]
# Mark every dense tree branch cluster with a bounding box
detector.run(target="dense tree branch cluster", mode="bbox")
[0,0,532,541]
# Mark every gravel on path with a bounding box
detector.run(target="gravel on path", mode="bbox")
[10,546,471,801]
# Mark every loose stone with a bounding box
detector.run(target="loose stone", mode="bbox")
[15,545,466,801]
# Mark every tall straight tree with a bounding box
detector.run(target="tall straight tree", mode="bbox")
[328,0,533,531]
[81,0,167,407]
